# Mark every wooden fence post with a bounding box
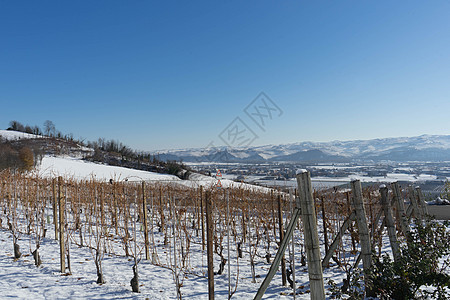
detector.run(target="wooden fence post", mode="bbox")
[113,182,118,236]
[52,178,58,240]
[205,191,214,300]
[289,189,297,298]
[142,181,150,260]
[159,186,165,236]
[380,185,400,261]
[415,187,429,216]
[391,182,409,237]
[350,180,373,297]
[321,196,329,254]
[58,176,65,273]
[200,185,205,251]
[408,186,422,220]
[346,191,357,252]
[277,194,287,286]
[297,171,325,300]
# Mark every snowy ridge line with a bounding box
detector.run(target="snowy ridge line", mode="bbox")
[0,129,45,140]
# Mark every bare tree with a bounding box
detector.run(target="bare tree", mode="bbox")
[44,120,55,137]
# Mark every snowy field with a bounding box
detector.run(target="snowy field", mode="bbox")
[0,206,383,300]
[0,129,42,141]
[37,155,180,183]
[0,197,355,300]
[36,155,270,192]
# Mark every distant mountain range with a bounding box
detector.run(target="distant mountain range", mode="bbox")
[154,135,450,163]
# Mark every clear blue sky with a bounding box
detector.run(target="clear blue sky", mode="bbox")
[1,1,450,151]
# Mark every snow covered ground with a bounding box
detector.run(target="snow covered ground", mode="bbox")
[0,205,350,300]
[37,155,180,183]
[35,155,269,191]
[0,129,42,140]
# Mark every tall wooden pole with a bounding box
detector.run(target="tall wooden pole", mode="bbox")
[415,187,428,216]
[142,181,150,260]
[391,182,409,237]
[58,176,65,273]
[226,190,231,300]
[290,189,297,299]
[277,194,287,286]
[321,196,329,254]
[205,191,214,300]
[52,178,58,240]
[113,182,118,236]
[380,185,400,261]
[350,180,373,297]
[296,171,325,300]
[408,186,422,220]
[200,186,205,251]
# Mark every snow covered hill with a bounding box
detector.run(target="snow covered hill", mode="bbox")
[34,155,266,191]
[0,129,42,140]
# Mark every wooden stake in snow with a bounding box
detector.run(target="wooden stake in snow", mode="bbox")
[142,182,150,260]
[289,189,297,298]
[52,178,58,241]
[415,187,429,217]
[277,193,287,286]
[296,171,325,300]
[205,191,214,300]
[58,176,65,273]
[321,196,329,254]
[391,182,409,237]
[226,190,231,300]
[379,185,400,262]
[350,180,373,297]
[408,186,422,220]
[200,186,205,251]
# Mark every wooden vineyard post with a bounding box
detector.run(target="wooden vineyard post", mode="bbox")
[113,182,118,236]
[289,189,297,298]
[142,182,150,260]
[53,178,58,240]
[391,182,409,237]
[350,180,373,297]
[100,186,105,232]
[296,171,325,300]
[346,191,357,252]
[321,196,329,254]
[58,176,65,273]
[277,194,287,286]
[226,190,231,300]
[380,185,400,261]
[200,185,205,251]
[415,187,429,217]
[159,186,165,237]
[205,191,214,300]
[408,186,422,220]
[196,186,201,238]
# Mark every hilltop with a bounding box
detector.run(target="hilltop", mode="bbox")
[0,129,264,190]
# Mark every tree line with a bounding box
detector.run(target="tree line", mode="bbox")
[3,120,188,177]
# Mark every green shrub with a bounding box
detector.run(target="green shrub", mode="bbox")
[370,219,450,299]
[329,219,450,299]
